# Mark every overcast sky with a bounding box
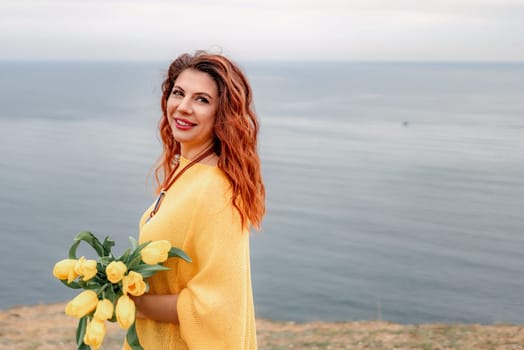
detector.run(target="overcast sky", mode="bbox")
[1,0,523,61]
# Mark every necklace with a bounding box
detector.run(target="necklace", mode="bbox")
[146,146,215,223]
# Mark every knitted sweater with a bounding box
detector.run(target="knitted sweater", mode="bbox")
[125,158,257,350]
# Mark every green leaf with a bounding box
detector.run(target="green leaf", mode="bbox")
[102,236,115,256]
[68,239,82,259]
[119,248,131,264]
[76,316,89,350]
[104,287,117,306]
[96,263,105,275]
[139,270,167,279]
[83,281,102,290]
[126,254,143,271]
[98,256,113,266]
[125,241,151,268]
[69,231,105,258]
[126,322,144,350]
[110,281,124,296]
[168,247,192,262]
[134,241,153,255]
[132,264,170,278]
[129,236,139,250]
[60,279,82,289]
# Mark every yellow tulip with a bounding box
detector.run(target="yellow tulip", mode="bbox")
[83,318,106,349]
[53,259,79,283]
[115,295,135,329]
[122,271,147,296]
[93,299,114,321]
[65,290,99,318]
[106,261,127,283]
[74,256,98,281]
[141,240,171,265]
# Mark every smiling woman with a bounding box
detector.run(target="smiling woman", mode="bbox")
[124,51,265,350]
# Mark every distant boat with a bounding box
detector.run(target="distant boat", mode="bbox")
[402,121,410,127]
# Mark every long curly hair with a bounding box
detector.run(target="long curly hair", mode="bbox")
[154,51,265,230]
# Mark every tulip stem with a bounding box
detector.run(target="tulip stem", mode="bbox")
[97,283,110,297]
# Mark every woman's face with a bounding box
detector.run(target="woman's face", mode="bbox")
[166,68,218,158]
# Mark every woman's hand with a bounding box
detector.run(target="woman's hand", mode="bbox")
[129,295,147,319]
[129,293,180,324]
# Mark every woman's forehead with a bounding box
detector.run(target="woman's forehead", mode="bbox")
[174,69,218,96]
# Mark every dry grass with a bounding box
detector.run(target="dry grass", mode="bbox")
[1,303,523,349]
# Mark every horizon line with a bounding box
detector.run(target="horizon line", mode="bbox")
[1,58,523,64]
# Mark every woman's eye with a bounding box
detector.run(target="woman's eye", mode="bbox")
[172,89,183,96]
[196,96,209,104]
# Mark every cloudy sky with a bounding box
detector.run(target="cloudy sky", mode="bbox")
[1,0,523,61]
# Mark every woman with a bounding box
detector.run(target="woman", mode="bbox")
[126,51,265,349]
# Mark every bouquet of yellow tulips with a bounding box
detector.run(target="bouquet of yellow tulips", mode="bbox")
[52,231,191,350]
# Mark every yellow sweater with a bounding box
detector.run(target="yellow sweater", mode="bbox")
[125,158,257,350]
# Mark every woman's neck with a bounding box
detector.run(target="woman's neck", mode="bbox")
[180,143,217,165]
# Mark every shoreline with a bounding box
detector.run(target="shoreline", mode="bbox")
[1,303,523,349]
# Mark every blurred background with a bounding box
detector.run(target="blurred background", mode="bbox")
[0,0,523,324]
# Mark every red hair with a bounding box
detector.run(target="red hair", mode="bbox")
[154,51,265,230]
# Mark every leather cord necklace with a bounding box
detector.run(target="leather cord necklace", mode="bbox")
[146,146,215,223]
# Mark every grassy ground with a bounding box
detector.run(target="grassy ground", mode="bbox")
[1,303,523,349]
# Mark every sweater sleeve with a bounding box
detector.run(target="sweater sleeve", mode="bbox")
[176,178,255,349]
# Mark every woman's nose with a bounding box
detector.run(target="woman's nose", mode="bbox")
[177,97,192,114]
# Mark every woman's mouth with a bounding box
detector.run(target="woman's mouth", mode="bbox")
[174,118,196,130]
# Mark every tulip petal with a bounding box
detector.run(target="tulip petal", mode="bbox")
[140,240,171,265]
[106,261,128,283]
[65,290,98,318]
[84,318,106,349]
[116,295,136,329]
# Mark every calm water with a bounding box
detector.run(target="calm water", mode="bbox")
[0,61,523,324]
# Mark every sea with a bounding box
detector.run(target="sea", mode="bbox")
[0,60,523,325]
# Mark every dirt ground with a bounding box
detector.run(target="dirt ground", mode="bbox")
[1,303,523,349]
